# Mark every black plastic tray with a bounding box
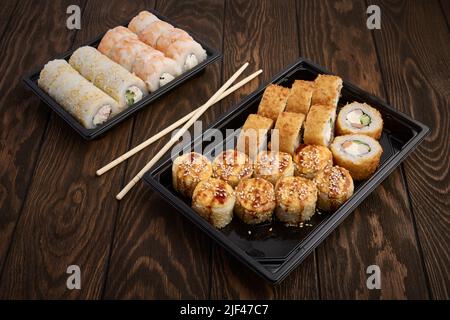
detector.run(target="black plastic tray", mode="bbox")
[23,9,221,140]
[143,59,429,284]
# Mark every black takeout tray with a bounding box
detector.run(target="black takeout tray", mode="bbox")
[23,9,221,140]
[143,59,429,283]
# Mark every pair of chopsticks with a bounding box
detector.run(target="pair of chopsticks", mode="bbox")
[96,62,262,200]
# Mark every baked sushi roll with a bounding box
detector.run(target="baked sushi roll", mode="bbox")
[236,114,274,159]
[128,11,160,34]
[38,59,119,129]
[192,178,235,229]
[273,111,306,155]
[303,104,337,147]
[257,84,290,122]
[336,102,383,139]
[285,80,315,115]
[254,151,294,185]
[275,176,318,225]
[312,74,343,107]
[330,134,383,180]
[172,152,213,198]
[234,178,276,224]
[212,150,253,188]
[293,144,333,179]
[98,26,138,56]
[314,165,354,211]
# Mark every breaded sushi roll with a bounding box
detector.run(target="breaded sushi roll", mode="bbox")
[312,74,343,107]
[273,111,305,155]
[314,166,354,211]
[172,152,213,198]
[330,134,382,180]
[254,151,294,185]
[192,178,235,229]
[236,114,274,159]
[275,176,318,225]
[336,102,383,139]
[257,84,290,122]
[285,80,315,115]
[38,59,119,129]
[303,104,337,147]
[293,144,333,179]
[212,150,253,188]
[98,26,138,56]
[128,11,160,34]
[138,20,174,47]
[234,178,276,224]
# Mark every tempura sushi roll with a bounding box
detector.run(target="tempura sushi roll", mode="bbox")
[273,111,305,155]
[336,102,383,139]
[234,178,276,224]
[212,150,253,188]
[293,144,333,179]
[236,114,274,159]
[314,165,354,211]
[38,59,119,129]
[285,80,314,115]
[303,104,337,147]
[330,134,382,180]
[254,151,294,185]
[128,10,160,34]
[98,26,138,56]
[257,84,290,122]
[275,176,318,225]
[312,74,343,107]
[138,20,174,47]
[172,152,213,198]
[157,38,207,71]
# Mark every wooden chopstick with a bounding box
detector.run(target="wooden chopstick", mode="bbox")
[96,69,262,176]
[116,62,250,200]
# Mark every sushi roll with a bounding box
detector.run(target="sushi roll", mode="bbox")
[157,38,207,72]
[192,178,235,229]
[336,102,383,139]
[138,20,174,47]
[330,134,383,180]
[293,144,333,179]
[275,176,318,225]
[212,150,253,188]
[314,165,354,211]
[107,38,156,71]
[273,111,305,155]
[257,84,290,122]
[172,152,213,198]
[38,59,119,129]
[128,11,160,34]
[69,46,148,109]
[254,151,294,185]
[234,178,276,224]
[303,104,337,147]
[312,74,343,107]
[285,80,315,115]
[236,114,274,159]
[97,26,138,56]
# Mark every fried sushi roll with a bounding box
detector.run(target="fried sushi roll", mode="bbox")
[128,11,160,34]
[314,165,354,211]
[172,152,213,198]
[330,134,382,180]
[275,176,318,225]
[336,102,383,139]
[285,80,315,115]
[257,84,290,122]
[234,178,276,224]
[303,104,337,147]
[97,26,138,56]
[273,111,306,155]
[192,178,235,229]
[293,144,333,179]
[254,151,294,185]
[312,74,343,107]
[236,114,274,159]
[38,59,119,129]
[212,150,253,188]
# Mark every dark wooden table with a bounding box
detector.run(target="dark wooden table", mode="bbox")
[0,0,448,299]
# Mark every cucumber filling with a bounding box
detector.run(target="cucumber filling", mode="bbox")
[346,109,371,128]
[125,86,143,106]
[342,139,371,156]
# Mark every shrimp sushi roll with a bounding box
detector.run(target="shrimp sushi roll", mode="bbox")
[293,144,333,179]
[314,165,354,211]
[275,176,318,225]
[212,150,253,188]
[157,38,207,72]
[303,104,337,147]
[237,114,274,159]
[330,134,383,180]
[336,102,383,139]
[138,20,174,47]
[311,74,343,107]
[254,151,294,185]
[128,10,160,34]
[257,84,290,122]
[172,152,213,198]
[273,111,305,155]
[192,178,235,229]
[234,178,276,224]
[97,26,138,56]
[285,80,315,115]
[107,38,159,72]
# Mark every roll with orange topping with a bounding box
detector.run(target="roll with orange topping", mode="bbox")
[313,166,354,211]
[293,144,333,179]
[254,151,294,185]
